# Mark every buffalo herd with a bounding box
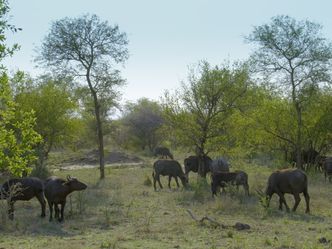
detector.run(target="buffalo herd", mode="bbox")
[153,147,332,214]
[0,175,87,222]
[0,147,331,221]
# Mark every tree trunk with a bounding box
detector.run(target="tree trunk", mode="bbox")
[93,93,105,179]
[196,146,206,178]
[290,69,303,169]
[295,102,303,169]
[86,73,105,179]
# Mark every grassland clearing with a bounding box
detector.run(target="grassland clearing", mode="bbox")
[1,160,332,249]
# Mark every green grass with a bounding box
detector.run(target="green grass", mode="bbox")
[1,162,332,249]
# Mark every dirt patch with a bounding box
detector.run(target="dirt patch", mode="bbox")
[61,150,143,166]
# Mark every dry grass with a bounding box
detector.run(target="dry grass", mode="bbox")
[0,162,332,249]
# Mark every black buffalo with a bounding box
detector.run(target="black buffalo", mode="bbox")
[323,157,332,182]
[154,147,174,159]
[210,157,230,173]
[44,176,87,222]
[184,155,212,178]
[152,159,187,190]
[211,170,249,197]
[0,177,46,220]
[265,168,310,213]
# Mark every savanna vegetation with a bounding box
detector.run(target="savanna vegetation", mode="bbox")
[1,0,332,248]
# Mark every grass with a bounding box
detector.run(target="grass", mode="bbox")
[0,161,332,249]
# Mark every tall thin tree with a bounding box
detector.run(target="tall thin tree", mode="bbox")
[37,14,129,179]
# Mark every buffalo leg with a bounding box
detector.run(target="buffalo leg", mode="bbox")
[292,193,301,212]
[174,177,180,188]
[157,175,163,189]
[168,176,172,188]
[211,182,217,198]
[152,172,157,191]
[48,201,54,221]
[244,183,250,196]
[277,192,290,211]
[36,193,46,217]
[59,201,66,222]
[303,189,310,213]
[54,204,60,219]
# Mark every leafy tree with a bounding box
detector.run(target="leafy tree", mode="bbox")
[0,0,20,68]
[302,87,332,154]
[246,15,332,168]
[0,74,41,176]
[235,86,297,162]
[0,0,41,176]
[37,14,128,179]
[163,61,249,177]
[13,73,78,170]
[122,98,164,152]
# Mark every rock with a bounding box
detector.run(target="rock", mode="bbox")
[234,222,250,230]
[318,237,329,244]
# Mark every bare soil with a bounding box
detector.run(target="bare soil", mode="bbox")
[60,150,144,170]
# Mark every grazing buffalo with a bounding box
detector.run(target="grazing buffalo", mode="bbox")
[211,170,249,197]
[184,155,212,178]
[209,157,230,173]
[44,176,87,222]
[265,168,310,213]
[154,147,174,159]
[290,148,321,170]
[0,177,46,220]
[323,157,332,182]
[152,159,188,190]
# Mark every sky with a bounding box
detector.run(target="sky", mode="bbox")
[4,0,332,103]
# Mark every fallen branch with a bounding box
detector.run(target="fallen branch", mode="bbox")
[186,209,250,230]
[186,209,227,228]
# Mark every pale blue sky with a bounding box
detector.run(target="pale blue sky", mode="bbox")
[4,0,332,102]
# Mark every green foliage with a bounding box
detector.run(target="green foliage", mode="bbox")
[13,74,78,164]
[246,15,332,167]
[0,0,20,68]
[163,61,249,158]
[0,74,41,176]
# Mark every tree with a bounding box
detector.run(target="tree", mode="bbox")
[37,14,129,179]
[163,61,249,177]
[0,0,41,176]
[0,74,41,176]
[122,98,164,152]
[12,73,78,171]
[246,15,332,168]
[0,0,20,68]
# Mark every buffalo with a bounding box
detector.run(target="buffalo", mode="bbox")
[210,157,230,173]
[211,170,249,197]
[152,159,187,190]
[184,155,212,178]
[323,157,332,182]
[154,146,174,159]
[0,177,46,220]
[44,175,87,222]
[265,168,310,213]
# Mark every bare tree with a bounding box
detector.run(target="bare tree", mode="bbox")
[122,98,164,152]
[37,14,128,179]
